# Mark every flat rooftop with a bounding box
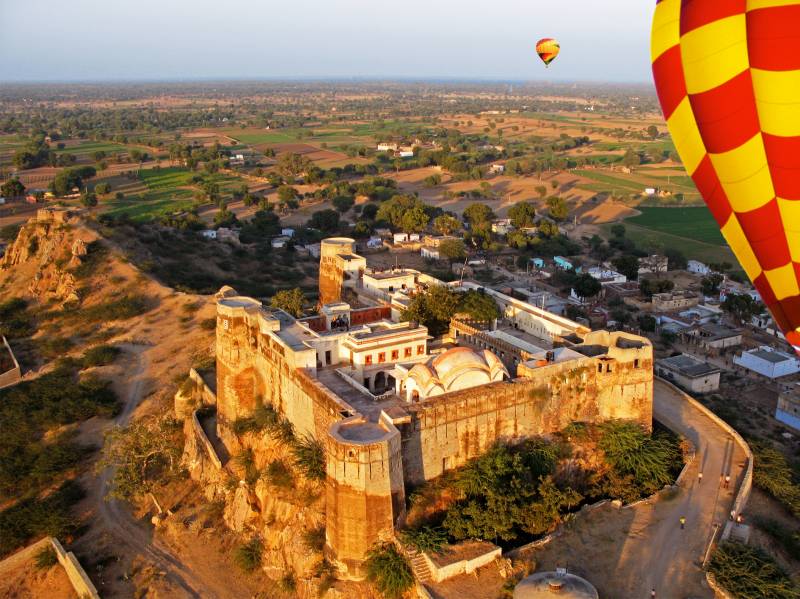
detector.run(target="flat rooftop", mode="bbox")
[272,311,319,350]
[487,329,547,355]
[750,349,794,364]
[366,270,416,281]
[659,354,720,378]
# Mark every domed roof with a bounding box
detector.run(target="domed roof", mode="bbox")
[514,573,598,599]
[431,346,492,379]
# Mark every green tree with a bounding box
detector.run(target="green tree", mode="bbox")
[438,238,466,262]
[508,202,537,228]
[535,185,547,199]
[463,203,495,226]
[610,224,626,238]
[646,125,659,139]
[639,279,674,298]
[332,195,355,213]
[270,288,305,317]
[276,152,313,177]
[308,209,340,232]
[458,289,500,322]
[80,192,98,208]
[709,542,800,599]
[376,195,430,232]
[0,178,25,198]
[701,273,724,296]
[721,294,764,325]
[612,254,640,281]
[433,214,461,236]
[94,182,111,195]
[546,196,569,221]
[401,285,460,336]
[664,247,688,270]
[622,148,641,168]
[572,273,602,300]
[277,185,298,203]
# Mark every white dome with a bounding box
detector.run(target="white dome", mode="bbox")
[514,572,598,599]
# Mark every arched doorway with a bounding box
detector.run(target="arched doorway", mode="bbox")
[374,371,387,393]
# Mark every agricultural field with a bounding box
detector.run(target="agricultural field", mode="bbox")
[100,167,198,221]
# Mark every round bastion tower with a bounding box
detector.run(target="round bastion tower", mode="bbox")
[319,237,356,306]
[325,414,406,580]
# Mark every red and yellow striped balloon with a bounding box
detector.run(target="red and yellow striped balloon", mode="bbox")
[536,38,561,67]
[651,0,800,354]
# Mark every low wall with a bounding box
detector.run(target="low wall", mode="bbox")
[188,368,216,406]
[0,537,99,599]
[423,543,501,583]
[51,538,100,599]
[192,410,222,470]
[0,335,22,389]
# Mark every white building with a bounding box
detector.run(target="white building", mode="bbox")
[281,228,295,238]
[776,384,800,432]
[398,150,415,158]
[734,346,800,379]
[366,237,384,249]
[201,229,217,240]
[587,267,627,285]
[377,143,399,152]
[421,247,441,260]
[490,164,505,175]
[644,188,656,196]
[688,260,711,275]
[491,219,513,236]
[271,236,290,249]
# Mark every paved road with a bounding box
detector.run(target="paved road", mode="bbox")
[614,379,747,598]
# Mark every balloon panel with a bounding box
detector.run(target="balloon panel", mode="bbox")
[651,0,800,355]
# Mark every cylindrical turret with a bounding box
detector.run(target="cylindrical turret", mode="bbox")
[325,414,405,580]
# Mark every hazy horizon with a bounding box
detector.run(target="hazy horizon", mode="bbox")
[0,0,653,83]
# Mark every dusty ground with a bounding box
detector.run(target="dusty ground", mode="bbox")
[0,556,77,599]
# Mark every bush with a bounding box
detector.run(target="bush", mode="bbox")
[708,542,799,599]
[81,295,149,322]
[364,543,414,599]
[292,436,325,481]
[81,344,121,367]
[752,441,800,517]
[0,480,85,557]
[278,571,297,593]
[400,525,447,554]
[234,538,264,573]
[0,298,35,339]
[302,526,326,552]
[34,545,58,570]
[264,459,294,489]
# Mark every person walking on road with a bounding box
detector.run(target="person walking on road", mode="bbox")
[679,516,686,530]
[651,589,656,598]
[724,474,731,489]
[698,471,703,484]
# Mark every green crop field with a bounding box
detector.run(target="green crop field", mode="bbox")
[55,141,132,156]
[573,170,645,193]
[626,206,725,245]
[103,188,196,222]
[139,167,194,189]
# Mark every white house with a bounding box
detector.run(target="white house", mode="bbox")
[490,164,505,175]
[393,233,409,244]
[491,219,513,236]
[421,247,441,260]
[377,143,398,152]
[587,267,627,285]
[688,260,711,275]
[777,384,800,432]
[398,150,415,158]
[201,230,217,240]
[367,237,383,249]
[734,346,800,379]
[644,188,656,196]
[281,228,295,238]
[657,354,721,394]
[271,236,290,249]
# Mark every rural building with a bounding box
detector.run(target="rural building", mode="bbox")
[530,257,545,269]
[586,267,627,285]
[421,246,441,260]
[553,256,573,270]
[490,163,505,174]
[684,323,742,351]
[656,354,720,393]
[366,237,383,249]
[652,290,700,312]
[734,346,800,379]
[491,219,513,235]
[638,254,669,275]
[271,236,290,249]
[281,228,295,238]
[776,384,800,432]
[376,142,398,152]
[688,260,712,275]
[201,230,217,240]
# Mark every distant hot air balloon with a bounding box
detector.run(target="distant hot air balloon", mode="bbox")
[651,1,800,355]
[536,38,560,67]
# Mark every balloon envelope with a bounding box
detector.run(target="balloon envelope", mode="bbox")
[651,0,800,355]
[536,38,560,67]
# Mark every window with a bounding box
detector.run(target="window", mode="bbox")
[404,347,412,358]
[378,352,386,363]
[391,350,399,360]
[223,319,229,330]
[634,359,640,369]
[365,355,373,365]
[417,345,425,355]
[606,364,612,373]
[597,363,603,373]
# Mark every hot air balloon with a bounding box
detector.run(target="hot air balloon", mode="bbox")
[651,0,800,355]
[536,38,560,67]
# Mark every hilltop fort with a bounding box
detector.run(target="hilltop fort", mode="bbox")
[176,237,653,581]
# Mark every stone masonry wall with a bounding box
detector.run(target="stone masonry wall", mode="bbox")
[400,353,652,485]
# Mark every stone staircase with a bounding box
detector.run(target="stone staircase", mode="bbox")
[405,547,433,584]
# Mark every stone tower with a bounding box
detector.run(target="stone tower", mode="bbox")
[325,414,405,580]
[319,237,357,306]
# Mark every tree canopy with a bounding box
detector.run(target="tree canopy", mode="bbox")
[508,202,537,228]
[271,288,305,318]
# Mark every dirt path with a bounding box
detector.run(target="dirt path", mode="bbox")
[87,345,241,599]
[530,379,746,598]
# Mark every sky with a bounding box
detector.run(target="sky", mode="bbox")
[0,0,654,83]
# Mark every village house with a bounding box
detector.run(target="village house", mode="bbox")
[656,354,721,394]
[734,346,800,379]
[776,383,800,432]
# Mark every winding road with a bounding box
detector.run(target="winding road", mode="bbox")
[616,379,748,598]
